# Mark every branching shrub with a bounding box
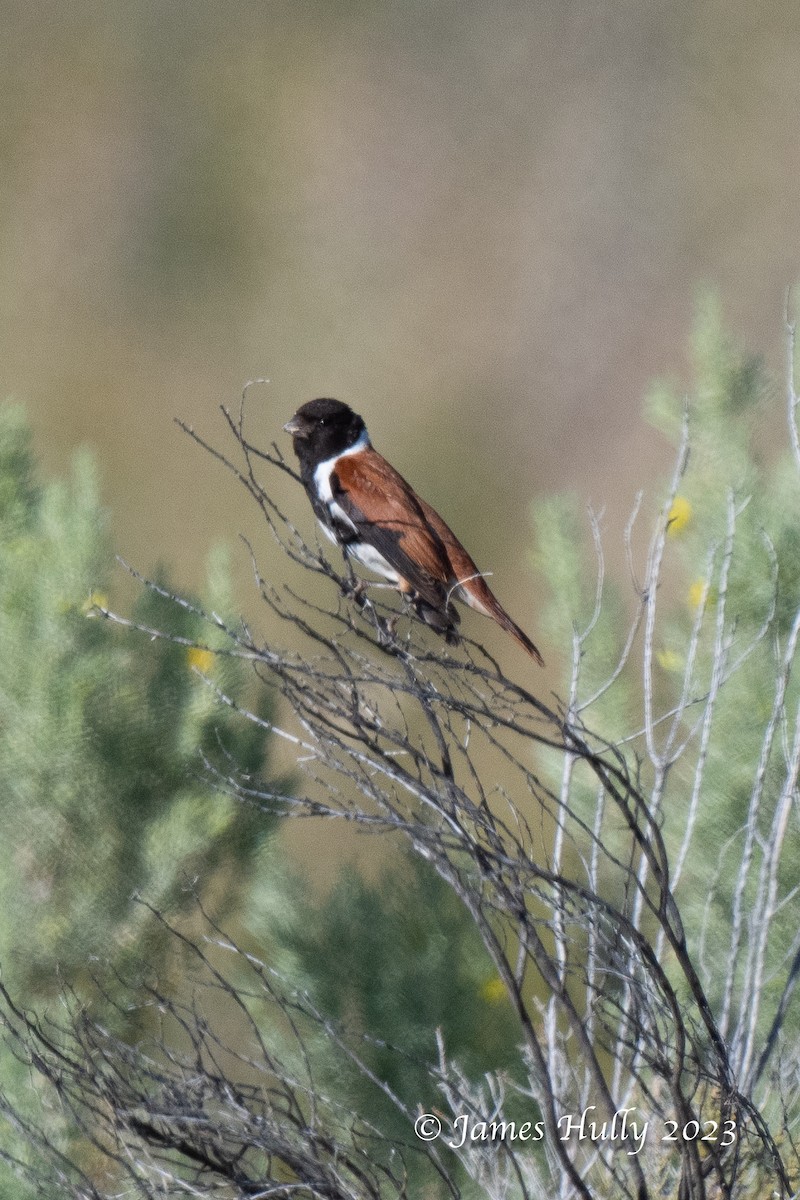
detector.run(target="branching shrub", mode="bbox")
[2,306,800,1199]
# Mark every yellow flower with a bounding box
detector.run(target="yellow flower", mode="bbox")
[687,579,716,611]
[187,646,215,674]
[656,648,683,673]
[480,976,507,1005]
[667,496,692,535]
[82,591,109,616]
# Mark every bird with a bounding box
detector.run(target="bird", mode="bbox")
[283,398,544,665]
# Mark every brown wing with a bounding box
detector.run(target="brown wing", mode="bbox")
[331,450,454,611]
[335,449,544,665]
[416,495,546,667]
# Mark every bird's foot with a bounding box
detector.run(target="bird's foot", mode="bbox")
[382,614,399,639]
[341,576,369,607]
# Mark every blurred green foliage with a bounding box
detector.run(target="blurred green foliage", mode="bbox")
[0,404,284,1197]
[0,406,279,997]
[251,852,524,1144]
[533,297,800,1035]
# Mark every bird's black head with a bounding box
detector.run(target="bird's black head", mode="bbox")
[283,398,368,466]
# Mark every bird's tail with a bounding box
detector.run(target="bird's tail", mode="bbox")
[491,603,545,666]
[454,577,544,667]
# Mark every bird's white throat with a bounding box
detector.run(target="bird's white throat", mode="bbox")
[312,429,370,504]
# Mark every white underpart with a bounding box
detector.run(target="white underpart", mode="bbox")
[313,431,401,584]
[313,430,369,505]
[346,540,401,583]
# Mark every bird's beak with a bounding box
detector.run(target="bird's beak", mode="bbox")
[283,416,304,436]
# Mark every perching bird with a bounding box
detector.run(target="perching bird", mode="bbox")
[284,398,543,665]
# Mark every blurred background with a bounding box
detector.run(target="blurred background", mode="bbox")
[3,0,800,674]
[2,4,800,1184]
